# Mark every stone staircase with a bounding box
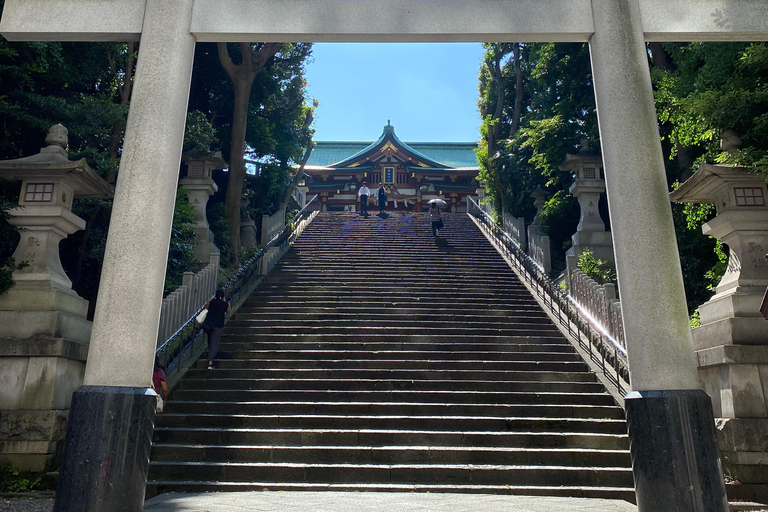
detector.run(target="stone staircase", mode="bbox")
[147,212,635,500]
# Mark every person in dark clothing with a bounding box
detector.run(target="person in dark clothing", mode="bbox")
[377,183,387,216]
[203,289,231,369]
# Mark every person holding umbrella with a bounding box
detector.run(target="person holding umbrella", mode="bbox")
[427,199,446,237]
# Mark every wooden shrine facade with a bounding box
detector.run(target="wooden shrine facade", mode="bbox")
[304,122,479,213]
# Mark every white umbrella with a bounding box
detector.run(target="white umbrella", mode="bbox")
[427,198,447,207]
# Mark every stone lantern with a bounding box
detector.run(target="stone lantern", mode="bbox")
[527,186,551,273]
[0,124,113,472]
[180,152,225,263]
[670,160,768,484]
[559,141,614,263]
[530,186,548,228]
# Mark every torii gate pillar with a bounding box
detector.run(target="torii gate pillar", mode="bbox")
[589,2,727,510]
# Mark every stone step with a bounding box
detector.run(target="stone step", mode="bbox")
[235,306,549,317]
[218,333,569,345]
[155,414,627,434]
[177,378,605,393]
[215,350,582,362]
[185,367,597,382]
[223,326,562,336]
[227,317,555,328]
[170,389,616,406]
[144,481,636,502]
[163,401,626,419]
[216,340,576,352]
[147,461,634,488]
[152,428,628,451]
[150,443,631,466]
[232,311,551,323]
[149,213,633,499]
[204,359,591,373]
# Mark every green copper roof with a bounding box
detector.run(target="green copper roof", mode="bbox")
[306,124,479,169]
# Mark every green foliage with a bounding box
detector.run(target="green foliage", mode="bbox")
[206,202,231,265]
[577,249,617,284]
[477,42,598,275]
[0,191,21,295]
[0,463,42,493]
[538,191,579,273]
[705,240,729,293]
[183,110,219,156]
[164,188,199,294]
[690,309,701,328]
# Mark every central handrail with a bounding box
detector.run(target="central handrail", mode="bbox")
[266,194,320,248]
[467,196,629,396]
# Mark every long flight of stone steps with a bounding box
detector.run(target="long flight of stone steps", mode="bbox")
[147,212,635,501]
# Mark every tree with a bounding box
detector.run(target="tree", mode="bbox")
[217,42,283,262]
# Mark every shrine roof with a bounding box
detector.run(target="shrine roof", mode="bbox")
[306,123,479,170]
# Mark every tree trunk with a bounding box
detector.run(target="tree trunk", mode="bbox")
[106,42,136,184]
[511,44,523,135]
[218,42,282,266]
[281,141,314,206]
[224,78,254,265]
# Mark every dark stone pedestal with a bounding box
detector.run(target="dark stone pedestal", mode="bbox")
[53,386,156,512]
[625,389,728,512]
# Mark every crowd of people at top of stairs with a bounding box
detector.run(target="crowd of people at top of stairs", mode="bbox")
[357,181,445,236]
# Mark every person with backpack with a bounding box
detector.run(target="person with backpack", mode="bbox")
[203,289,231,369]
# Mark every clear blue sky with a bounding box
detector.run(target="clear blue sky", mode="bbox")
[304,43,485,143]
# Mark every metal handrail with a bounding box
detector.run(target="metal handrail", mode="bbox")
[266,194,320,248]
[155,248,264,382]
[155,194,321,382]
[467,196,630,396]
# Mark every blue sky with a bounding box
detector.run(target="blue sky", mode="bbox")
[304,43,485,143]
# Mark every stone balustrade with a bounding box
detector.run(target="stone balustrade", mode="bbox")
[156,254,219,345]
[527,225,551,274]
[566,255,625,353]
[503,212,525,247]
[260,196,320,275]
[260,203,287,246]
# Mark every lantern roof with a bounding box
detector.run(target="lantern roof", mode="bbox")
[0,125,114,199]
[670,163,762,204]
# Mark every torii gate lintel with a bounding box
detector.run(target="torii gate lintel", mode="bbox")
[3,0,768,43]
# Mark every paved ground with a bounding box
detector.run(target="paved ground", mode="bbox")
[143,491,638,512]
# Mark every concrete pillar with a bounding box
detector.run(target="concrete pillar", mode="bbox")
[54,1,196,511]
[589,0,727,510]
[84,0,196,388]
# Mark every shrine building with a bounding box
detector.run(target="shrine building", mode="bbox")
[304,122,479,213]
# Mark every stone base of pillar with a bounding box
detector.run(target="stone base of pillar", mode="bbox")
[53,386,156,512]
[717,418,768,484]
[567,230,615,264]
[0,286,91,343]
[625,389,728,512]
[696,342,768,486]
[0,336,88,472]
[0,409,69,472]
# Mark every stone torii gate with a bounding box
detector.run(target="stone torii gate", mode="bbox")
[3,1,768,511]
